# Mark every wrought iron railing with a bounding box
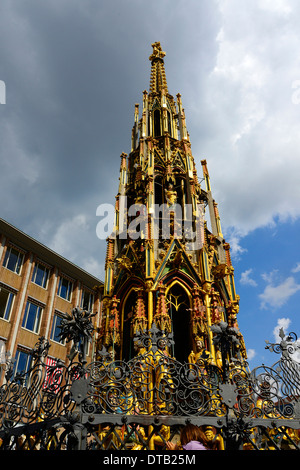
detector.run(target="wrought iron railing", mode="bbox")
[0,312,299,450]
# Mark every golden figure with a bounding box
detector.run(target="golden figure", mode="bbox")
[165,184,177,207]
[131,426,147,450]
[203,425,224,450]
[150,335,174,411]
[188,337,212,365]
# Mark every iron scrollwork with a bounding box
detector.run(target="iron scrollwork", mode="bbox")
[58,307,97,364]
[0,322,299,450]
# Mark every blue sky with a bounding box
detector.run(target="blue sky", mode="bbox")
[0,0,300,369]
[232,217,300,367]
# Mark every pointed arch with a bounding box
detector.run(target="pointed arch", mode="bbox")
[164,279,193,362]
[154,174,164,206]
[118,280,146,361]
[165,278,193,301]
[120,288,136,361]
[153,109,161,137]
[166,110,172,136]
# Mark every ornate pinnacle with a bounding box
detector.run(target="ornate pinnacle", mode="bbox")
[149,42,168,94]
[149,41,166,62]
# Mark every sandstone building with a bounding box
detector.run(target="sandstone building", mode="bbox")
[0,218,102,381]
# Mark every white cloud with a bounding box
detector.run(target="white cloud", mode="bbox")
[224,228,247,259]
[292,262,300,273]
[46,214,105,278]
[81,257,104,279]
[259,275,300,309]
[195,0,300,239]
[259,0,292,15]
[50,214,89,256]
[261,269,279,284]
[292,347,300,363]
[240,269,257,287]
[247,348,256,361]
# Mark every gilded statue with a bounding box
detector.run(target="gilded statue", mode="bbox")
[165,184,177,207]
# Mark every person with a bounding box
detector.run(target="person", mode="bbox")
[166,424,209,451]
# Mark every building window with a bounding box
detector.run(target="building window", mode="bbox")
[31,263,50,288]
[57,277,72,301]
[50,313,64,344]
[0,288,14,321]
[13,349,33,380]
[81,290,94,311]
[3,246,23,274]
[22,301,42,333]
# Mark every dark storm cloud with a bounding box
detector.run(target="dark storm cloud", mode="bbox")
[2,0,300,276]
[0,0,220,278]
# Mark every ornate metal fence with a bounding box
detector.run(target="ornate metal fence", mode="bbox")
[0,313,299,450]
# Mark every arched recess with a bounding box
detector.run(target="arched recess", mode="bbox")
[120,287,138,361]
[154,174,164,206]
[165,280,193,363]
[166,110,172,136]
[118,278,148,361]
[173,175,186,223]
[153,109,161,137]
[211,282,227,324]
[154,174,164,240]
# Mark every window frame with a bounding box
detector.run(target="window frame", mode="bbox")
[0,287,14,321]
[13,349,33,381]
[22,300,43,334]
[80,289,94,312]
[31,262,50,289]
[57,276,73,302]
[2,246,24,275]
[50,312,65,344]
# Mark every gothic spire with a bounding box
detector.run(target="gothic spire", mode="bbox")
[98,43,247,367]
[149,42,168,94]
